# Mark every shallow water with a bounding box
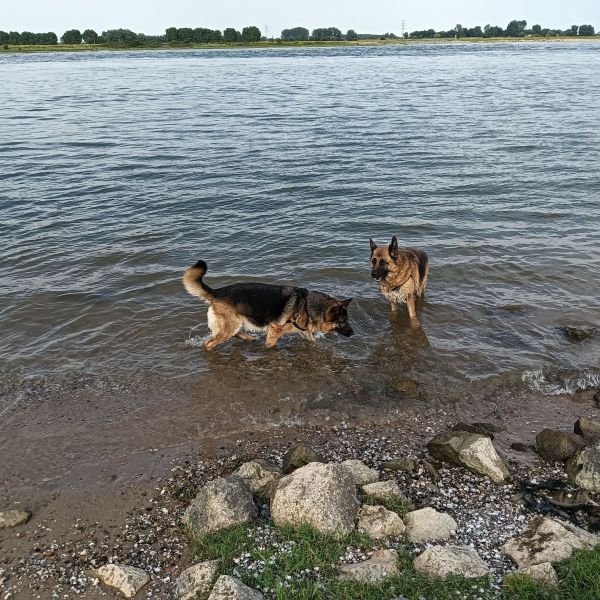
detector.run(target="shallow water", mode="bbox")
[1,42,599,414]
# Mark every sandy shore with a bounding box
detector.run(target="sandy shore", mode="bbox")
[1,383,598,598]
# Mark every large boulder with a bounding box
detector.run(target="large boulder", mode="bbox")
[233,460,283,500]
[0,509,30,529]
[357,505,405,539]
[282,446,324,473]
[382,458,417,473]
[404,507,457,544]
[413,546,489,578]
[566,442,600,492]
[95,564,149,598]
[183,476,257,536]
[172,560,219,600]
[502,516,600,568]
[574,418,600,443]
[271,462,359,537]
[507,562,559,588]
[361,480,407,502]
[208,576,263,600]
[427,431,511,484]
[338,549,399,583]
[536,429,586,463]
[340,459,379,485]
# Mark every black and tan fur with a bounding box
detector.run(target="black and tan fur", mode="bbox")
[369,237,429,319]
[183,260,354,350]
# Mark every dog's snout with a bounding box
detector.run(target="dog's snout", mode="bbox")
[371,270,380,279]
[339,325,354,337]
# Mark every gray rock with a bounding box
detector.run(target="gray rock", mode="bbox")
[0,509,30,529]
[184,476,257,536]
[233,460,283,500]
[172,560,219,600]
[502,516,600,568]
[357,505,406,539]
[566,442,600,492]
[282,446,324,473]
[450,422,496,439]
[95,564,150,598]
[574,418,600,443]
[511,562,559,588]
[382,458,417,473]
[340,459,379,485]
[562,326,597,341]
[339,549,399,583]
[404,507,457,543]
[361,480,407,502]
[510,442,531,453]
[536,429,586,463]
[427,431,511,484]
[413,545,489,578]
[421,460,441,481]
[208,575,263,600]
[271,462,359,537]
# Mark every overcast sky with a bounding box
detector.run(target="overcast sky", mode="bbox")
[3,0,599,36]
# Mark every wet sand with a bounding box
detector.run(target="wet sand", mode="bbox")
[1,380,599,599]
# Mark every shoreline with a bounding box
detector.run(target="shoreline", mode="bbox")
[1,36,599,54]
[1,384,599,598]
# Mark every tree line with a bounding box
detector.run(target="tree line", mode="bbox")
[1,21,597,47]
[407,20,595,39]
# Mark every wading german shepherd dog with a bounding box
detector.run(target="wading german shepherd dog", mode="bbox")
[183,260,354,351]
[369,236,429,319]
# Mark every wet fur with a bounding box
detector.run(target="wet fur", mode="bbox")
[369,237,429,319]
[183,260,353,350]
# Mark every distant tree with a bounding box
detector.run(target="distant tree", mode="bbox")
[241,26,261,42]
[483,24,504,37]
[9,31,20,44]
[531,24,542,35]
[19,31,36,44]
[345,29,358,41]
[212,30,223,42]
[101,29,139,45]
[311,27,343,41]
[223,27,240,42]
[0,31,9,44]
[44,32,58,44]
[281,27,309,41]
[579,24,595,36]
[176,27,194,42]
[454,24,464,38]
[82,29,98,44]
[505,20,527,37]
[165,27,179,42]
[61,29,82,44]
[464,25,483,37]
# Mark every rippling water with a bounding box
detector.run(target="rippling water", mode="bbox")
[1,42,600,407]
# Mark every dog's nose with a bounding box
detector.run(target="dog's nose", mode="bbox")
[371,271,379,279]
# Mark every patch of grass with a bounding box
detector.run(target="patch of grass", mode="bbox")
[363,494,413,518]
[503,547,600,600]
[191,522,491,599]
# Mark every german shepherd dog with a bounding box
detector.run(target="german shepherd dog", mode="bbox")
[369,237,429,319]
[183,260,354,350]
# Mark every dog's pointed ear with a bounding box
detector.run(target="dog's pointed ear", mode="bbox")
[340,298,353,307]
[388,236,398,259]
[369,238,377,255]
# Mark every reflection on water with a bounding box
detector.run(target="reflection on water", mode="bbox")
[0,42,599,411]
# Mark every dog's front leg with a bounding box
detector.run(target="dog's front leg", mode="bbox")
[390,300,400,312]
[265,323,294,348]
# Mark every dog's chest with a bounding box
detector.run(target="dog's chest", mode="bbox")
[380,278,416,304]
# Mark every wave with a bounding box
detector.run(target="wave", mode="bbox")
[522,366,600,395]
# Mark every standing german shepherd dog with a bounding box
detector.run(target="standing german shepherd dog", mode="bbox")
[369,237,429,319]
[183,260,354,350]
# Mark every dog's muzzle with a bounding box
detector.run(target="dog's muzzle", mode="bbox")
[371,269,386,281]
[338,325,354,337]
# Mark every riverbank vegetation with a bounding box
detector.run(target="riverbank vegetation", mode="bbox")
[0,20,597,52]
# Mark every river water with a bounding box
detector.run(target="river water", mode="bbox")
[1,44,600,474]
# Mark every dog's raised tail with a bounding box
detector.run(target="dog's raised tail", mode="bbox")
[182,259,214,302]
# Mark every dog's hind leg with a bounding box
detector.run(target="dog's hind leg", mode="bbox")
[235,332,254,341]
[419,263,430,296]
[203,305,240,351]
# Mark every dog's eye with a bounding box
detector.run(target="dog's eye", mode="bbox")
[372,259,376,265]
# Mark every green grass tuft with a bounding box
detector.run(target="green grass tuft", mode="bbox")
[363,494,414,518]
